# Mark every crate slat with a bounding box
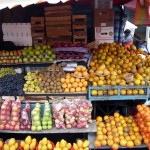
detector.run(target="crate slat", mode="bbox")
[45,16,71,21]
[45,21,71,26]
[44,5,72,11]
[45,11,72,17]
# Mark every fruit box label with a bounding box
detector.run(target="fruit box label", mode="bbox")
[95,27,114,40]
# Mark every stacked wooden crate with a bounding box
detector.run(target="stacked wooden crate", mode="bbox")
[72,15,87,44]
[31,17,46,45]
[44,5,72,45]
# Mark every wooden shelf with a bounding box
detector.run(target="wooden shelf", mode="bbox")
[0,121,96,134]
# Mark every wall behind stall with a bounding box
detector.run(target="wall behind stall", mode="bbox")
[0,2,94,44]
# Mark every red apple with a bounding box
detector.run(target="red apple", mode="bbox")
[14,125,20,131]
[12,107,18,112]
[1,110,6,115]
[9,126,14,131]
[0,116,6,121]
[12,117,19,122]
[12,112,18,117]
[5,124,10,130]
[11,121,17,126]
[0,124,5,130]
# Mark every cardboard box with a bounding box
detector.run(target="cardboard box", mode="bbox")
[95,0,113,9]
[95,27,114,43]
[94,9,114,27]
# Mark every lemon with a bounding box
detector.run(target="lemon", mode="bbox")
[42,145,47,150]
[59,140,66,149]
[66,143,71,149]
[25,136,32,145]
[62,148,68,150]
[55,142,60,148]
[20,141,25,148]
[47,143,52,150]
[10,145,16,150]
[8,138,16,147]
[30,142,36,150]
[38,144,42,150]
[4,144,9,150]
[32,139,37,144]
[0,141,3,149]
[24,144,30,150]
[15,143,18,149]
[42,138,48,145]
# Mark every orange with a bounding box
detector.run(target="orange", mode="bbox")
[82,71,88,77]
[76,66,82,72]
[64,88,70,93]
[62,83,67,89]
[90,61,95,67]
[70,88,75,93]
[81,87,87,92]
[66,73,71,79]
[67,84,72,89]
[72,82,78,88]
[70,77,75,83]
[96,116,103,123]
[94,140,101,148]
[81,67,87,72]
[65,79,70,84]
[61,78,65,83]
[81,78,86,82]
[76,87,81,92]
[78,82,83,88]
[97,135,104,141]
[75,78,80,83]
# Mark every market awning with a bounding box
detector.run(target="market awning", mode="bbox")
[0,0,132,10]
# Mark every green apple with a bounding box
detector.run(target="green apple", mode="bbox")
[42,45,47,50]
[37,126,42,131]
[31,126,37,131]
[29,58,34,63]
[23,51,27,56]
[23,47,28,50]
[42,121,47,126]
[35,121,41,126]
[44,112,50,117]
[47,45,51,49]
[42,58,46,62]
[36,46,41,50]
[27,55,31,59]
[31,110,37,116]
[33,55,37,59]
[35,51,40,55]
[48,120,52,126]
[42,126,48,130]
[47,50,52,55]
[36,58,41,63]
[28,46,33,50]
[33,116,40,121]
[23,58,28,62]
[29,51,34,56]
[43,117,49,121]
[45,55,49,59]
[39,55,44,59]
[47,126,52,130]
[52,54,56,59]
[48,58,53,62]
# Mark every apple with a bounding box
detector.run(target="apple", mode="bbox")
[15,125,20,131]
[47,126,52,130]
[9,126,14,131]
[12,117,19,122]
[42,45,47,50]
[29,58,35,63]
[33,116,40,121]
[36,58,41,63]
[35,51,40,55]
[23,58,28,62]
[34,121,41,126]
[37,126,42,131]
[42,121,47,126]
[31,125,36,131]
[11,121,17,126]
[52,54,56,59]
[0,124,5,130]
[48,58,53,62]
[0,116,6,121]
[11,111,18,117]
[42,126,47,130]
[42,58,46,62]
[43,117,49,121]
[19,59,22,63]
[44,112,50,117]
[48,121,52,126]
[12,107,18,112]
[1,110,6,115]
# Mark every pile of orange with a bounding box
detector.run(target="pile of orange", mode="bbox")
[61,66,88,93]
[136,104,150,149]
[94,112,142,149]
[88,43,150,87]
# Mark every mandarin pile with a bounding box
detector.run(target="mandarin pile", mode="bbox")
[61,66,88,93]
[94,112,142,149]
[89,43,150,87]
[136,104,150,149]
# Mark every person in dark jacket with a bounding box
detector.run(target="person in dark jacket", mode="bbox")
[122,29,133,48]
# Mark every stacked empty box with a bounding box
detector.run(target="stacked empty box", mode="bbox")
[31,17,46,45]
[72,15,87,44]
[44,5,72,45]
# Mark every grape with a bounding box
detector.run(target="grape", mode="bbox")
[0,74,25,96]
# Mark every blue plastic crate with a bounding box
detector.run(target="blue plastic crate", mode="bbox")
[88,86,149,101]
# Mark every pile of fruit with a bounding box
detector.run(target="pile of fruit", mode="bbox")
[0,140,3,150]
[3,138,19,150]
[20,136,37,150]
[61,66,89,93]
[73,139,90,150]
[52,99,92,129]
[23,64,65,93]
[31,102,52,131]
[0,99,21,130]
[0,50,22,64]
[0,68,25,95]
[136,104,150,148]
[22,45,56,63]
[94,112,143,149]
[89,43,150,87]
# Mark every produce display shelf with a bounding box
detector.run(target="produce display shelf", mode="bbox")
[0,121,96,134]
[88,133,147,149]
[88,86,149,101]
[24,92,87,97]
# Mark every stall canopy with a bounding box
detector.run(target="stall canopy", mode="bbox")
[0,0,132,10]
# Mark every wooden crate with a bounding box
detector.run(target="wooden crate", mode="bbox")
[72,15,87,43]
[31,17,45,37]
[45,5,72,44]
[33,37,46,46]
[73,35,87,44]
